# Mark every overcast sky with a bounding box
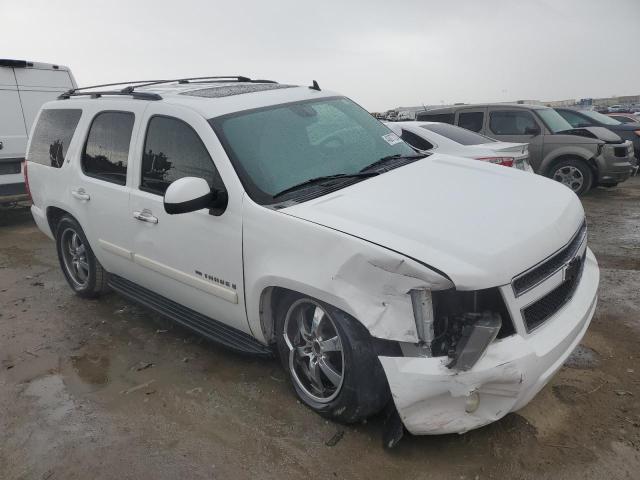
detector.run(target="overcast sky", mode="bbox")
[1,0,638,111]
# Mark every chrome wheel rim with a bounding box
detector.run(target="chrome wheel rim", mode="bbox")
[60,228,89,288]
[283,299,344,403]
[553,166,584,192]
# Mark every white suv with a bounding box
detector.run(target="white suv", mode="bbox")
[26,77,599,439]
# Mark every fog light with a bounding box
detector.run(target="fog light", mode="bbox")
[465,392,480,413]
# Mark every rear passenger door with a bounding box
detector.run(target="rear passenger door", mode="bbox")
[70,103,148,277]
[128,105,248,334]
[487,108,545,170]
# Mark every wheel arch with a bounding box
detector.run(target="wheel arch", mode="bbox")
[542,151,598,178]
[257,283,355,345]
[46,205,74,235]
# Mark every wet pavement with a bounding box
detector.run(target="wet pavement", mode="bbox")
[1,178,639,479]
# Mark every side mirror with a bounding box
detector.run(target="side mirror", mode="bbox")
[524,126,541,136]
[163,177,227,215]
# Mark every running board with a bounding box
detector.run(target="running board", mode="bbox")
[108,275,273,356]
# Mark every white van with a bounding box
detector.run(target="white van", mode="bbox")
[0,59,76,204]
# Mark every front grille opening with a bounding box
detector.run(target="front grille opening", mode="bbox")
[512,221,586,296]
[521,251,586,332]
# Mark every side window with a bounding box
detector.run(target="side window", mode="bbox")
[28,109,82,167]
[400,129,434,151]
[141,116,223,195]
[458,111,484,132]
[82,112,134,185]
[416,113,455,124]
[556,110,592,128]
[489,110,538,135]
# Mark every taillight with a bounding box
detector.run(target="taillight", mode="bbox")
[475,156,515,168]
[23,160,32,201]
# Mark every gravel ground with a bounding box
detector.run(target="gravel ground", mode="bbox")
[1,178,639,479]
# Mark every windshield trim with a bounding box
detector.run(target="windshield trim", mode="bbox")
[209,96,413,206]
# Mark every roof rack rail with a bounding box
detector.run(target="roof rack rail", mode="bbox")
[58,76,278,101]
[58,90,163,101]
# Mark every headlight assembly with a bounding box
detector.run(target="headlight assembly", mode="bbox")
[410,287,515,371]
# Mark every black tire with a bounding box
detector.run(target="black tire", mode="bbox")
[547,157,593,196]
[275,292,390,423]
[54,215,109,298]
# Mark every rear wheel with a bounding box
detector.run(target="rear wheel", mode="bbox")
[275,294,390,423]
[55,215,109,298]
[548,158,593,195]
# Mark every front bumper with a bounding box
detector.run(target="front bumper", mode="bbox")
[597,142,636,184]
[379,248,599,435]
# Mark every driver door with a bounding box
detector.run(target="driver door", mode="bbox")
[127,104,249,334]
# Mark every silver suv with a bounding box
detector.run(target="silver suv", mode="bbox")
[417,103,636,195]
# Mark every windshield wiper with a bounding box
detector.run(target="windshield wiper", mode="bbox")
[272,172,379,199]
[359,153,426,173]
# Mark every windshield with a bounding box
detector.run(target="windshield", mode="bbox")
[210,97,416,204]
[577,110,621,125]
[535,108,573,133]
[420,123,496,145]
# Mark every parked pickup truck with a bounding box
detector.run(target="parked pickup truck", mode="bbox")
[0,59,77,204]
[26,77,599,441]
[417,104,636,195]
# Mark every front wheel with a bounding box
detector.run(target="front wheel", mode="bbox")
[548,158,593,195]
[275,294,391,423]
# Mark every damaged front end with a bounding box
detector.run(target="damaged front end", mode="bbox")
[379,249,599,436]
[409,288,512,370]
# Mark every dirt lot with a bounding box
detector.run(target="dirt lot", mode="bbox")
[1,178,639,480]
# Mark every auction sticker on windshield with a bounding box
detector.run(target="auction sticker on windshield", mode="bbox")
[382,132,402,145]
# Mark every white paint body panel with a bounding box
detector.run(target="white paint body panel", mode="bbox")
[26,81,599,435]
[284,154,584,289]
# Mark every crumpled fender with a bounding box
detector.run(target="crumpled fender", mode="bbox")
[242,199,453,344]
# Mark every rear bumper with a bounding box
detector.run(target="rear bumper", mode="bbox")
[379,249,599,435]
[0,182,28,204]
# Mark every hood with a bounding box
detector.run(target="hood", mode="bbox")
[558,126,623,144]
[282,155,585,289]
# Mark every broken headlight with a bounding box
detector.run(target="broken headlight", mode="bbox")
[411,287,515,370]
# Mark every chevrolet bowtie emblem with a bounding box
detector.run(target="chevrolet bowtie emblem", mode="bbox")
[563,256,582,282]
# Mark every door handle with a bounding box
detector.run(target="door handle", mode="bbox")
[133,209,158,224]
[71,188,90,201]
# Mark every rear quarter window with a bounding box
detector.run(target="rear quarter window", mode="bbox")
[27,109,82,167]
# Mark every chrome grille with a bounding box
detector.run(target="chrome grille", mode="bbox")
[521,250,586,332]
[512,221,587,297]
